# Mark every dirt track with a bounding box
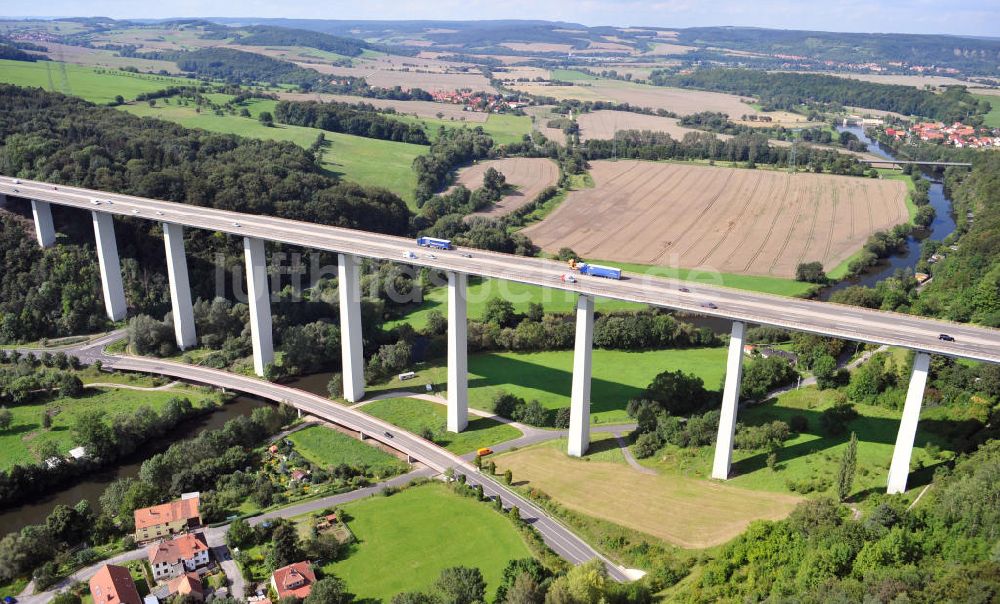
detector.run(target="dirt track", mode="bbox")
[523,161,909,278]
[455,158,561,219]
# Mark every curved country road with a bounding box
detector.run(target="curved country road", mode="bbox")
[13,332,632,592]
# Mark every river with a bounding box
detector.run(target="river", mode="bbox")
[0,395,266,535]
[820,126,957,298]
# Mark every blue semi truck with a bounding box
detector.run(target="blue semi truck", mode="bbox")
[416,237,453,250]
[576,263,622,280]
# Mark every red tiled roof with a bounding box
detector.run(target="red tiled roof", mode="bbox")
[167,573,203,598]
[272,562,316,599]
[134,496,200,530]
[90,565,142,604]
[148,533,208,565]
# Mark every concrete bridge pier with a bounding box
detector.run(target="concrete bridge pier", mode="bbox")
[162,223,197,350]
[568,295,594,457]
[92,211,127,322]
[338,253,365,403]
[447,271,468,433]
[712,320,746,480]
[31,199,56,247]
[887,352,931,494]
[243,237,274,376]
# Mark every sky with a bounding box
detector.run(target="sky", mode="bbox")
[5,0,1000,37]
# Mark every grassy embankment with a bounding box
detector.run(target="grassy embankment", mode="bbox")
[321,482,532,601]
[643,385,957,497]
[394,112,533,145]
[492,381,961,554]
[364,347,727,425]
[973,94,1000,128]
[493,435,802,549]
[285,424,408,476]
[122,98,426,207]
[360,397,521,455]
[0,58,191,104]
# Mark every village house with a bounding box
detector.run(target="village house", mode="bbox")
[743,344,799,365]
[134,493,201,542]
[271,562,316,600]
[148,533,211,581]
[90,564,142,604]
[151,573,205,603]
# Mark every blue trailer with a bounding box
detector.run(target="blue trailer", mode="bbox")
[577,263,622,280]
[416,237,453,250]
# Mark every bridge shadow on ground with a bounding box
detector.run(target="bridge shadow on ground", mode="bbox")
[466,352,718,418]
[730,399,978,482]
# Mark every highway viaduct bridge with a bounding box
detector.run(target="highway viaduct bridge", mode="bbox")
[860,159,973,167]
[3,176,999,496]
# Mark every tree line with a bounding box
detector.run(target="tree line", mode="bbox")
[651,68,990,124]
[274,100,430,144]
[581,130,870,176]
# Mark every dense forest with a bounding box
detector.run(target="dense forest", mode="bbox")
[916,154,1000,326]
[0,85,409,343]
[650,69,990,123]
[174,47,327,88]
[235,25,368,56]
[674,27,1000,76]
[274,100,430,144]
[0,43,40,62]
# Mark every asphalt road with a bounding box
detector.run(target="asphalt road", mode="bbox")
[97,353,631,582]
[3,177,998,364]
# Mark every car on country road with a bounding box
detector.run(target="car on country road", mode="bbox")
[679,287,690,293]
[403,250,417,259]
[383,431,393,438]
[477,447,493,456]
[701,301,718,309]
[938,333,955,341]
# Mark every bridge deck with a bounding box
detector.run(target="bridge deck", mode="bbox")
[2,176,998,363]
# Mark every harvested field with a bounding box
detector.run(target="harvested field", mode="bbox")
[523,160,909,278]
[297,63,496,93]
[275,92,489,122]
[494,442,802,549]
[583,40,633,52]
[494,66,551,82]
[501,42,575,53]
[512,78,754,116]
[577,110,703,141]
[642,42,697,55]
[454,158,561,219]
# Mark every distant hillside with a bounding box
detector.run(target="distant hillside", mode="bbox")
[235,25,368,57]
[652,68,990,122]
[676,27,1000,76]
